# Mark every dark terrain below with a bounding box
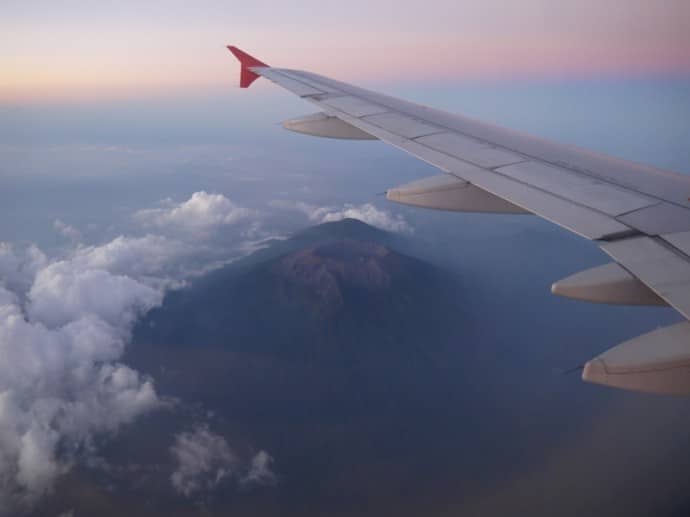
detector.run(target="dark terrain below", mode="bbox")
[33,218,690,517]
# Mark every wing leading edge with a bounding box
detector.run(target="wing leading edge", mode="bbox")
[227,46,690,395]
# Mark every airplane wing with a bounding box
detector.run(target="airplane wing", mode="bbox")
[227,45,690,395]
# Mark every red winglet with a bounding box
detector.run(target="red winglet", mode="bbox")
[227,46,269,88]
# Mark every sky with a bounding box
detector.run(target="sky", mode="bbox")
[1,1,690,515]
[2,0,690,102]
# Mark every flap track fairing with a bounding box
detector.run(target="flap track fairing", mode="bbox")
[583,322,690,395]
[386,174,529,214]
[282,112,378,140]
[552,262,666,306]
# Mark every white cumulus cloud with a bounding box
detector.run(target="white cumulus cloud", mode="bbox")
[73,235,186,277]
[0,239,165,514]
[275,201,413,234]
[134,191,252,234]
[27,262,162,330]
[0,235,200,513]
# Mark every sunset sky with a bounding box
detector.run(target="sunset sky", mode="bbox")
[3,0,690,102]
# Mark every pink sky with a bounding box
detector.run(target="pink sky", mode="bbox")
[2,0,689,102]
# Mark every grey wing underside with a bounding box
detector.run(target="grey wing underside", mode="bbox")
[229,47,690,395]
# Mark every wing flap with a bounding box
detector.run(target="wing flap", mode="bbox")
[321,95,390,117]
[601,236,690,319]
[416,132,531,168]
[361,112,443,139]
[617,203,690,235]
[663,231,690,256]
[496,161,659,216]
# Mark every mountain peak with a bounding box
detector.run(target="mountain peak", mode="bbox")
[133,218,461,367]
[271,238,407,313]
[292,218,389,242]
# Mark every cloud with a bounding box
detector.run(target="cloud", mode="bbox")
[317,203,413,233]
[0,191,277,514]
[242,450,277,487]
[0,224,197,512]
[0,243,47,298]
[274,201,413,233]
[69,234,192,285]
[170,426,275,498]
[0,243,163,514]
[53,220,82,243]
[27,262,162,330]
[170,426,237,497]
[134,191,252,235]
